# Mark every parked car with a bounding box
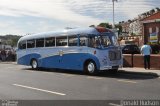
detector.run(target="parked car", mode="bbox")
[121,44,140,54]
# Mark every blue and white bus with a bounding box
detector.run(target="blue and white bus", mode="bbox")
[17,27,123,74]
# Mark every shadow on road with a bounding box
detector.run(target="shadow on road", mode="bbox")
[23,68,159,80]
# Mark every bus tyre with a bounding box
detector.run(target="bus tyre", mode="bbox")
[31,59,38,70]
[85,61,97,75]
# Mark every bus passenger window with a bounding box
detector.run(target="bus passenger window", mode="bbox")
[80,37,87,46]
[27,40,35,48]
[19,41,26,49]
[88,36,100,48]
[56,36,67,46]
[36,38,44,47]
[45,37,55,47]
[68,35,77,46]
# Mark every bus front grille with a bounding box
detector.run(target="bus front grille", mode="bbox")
[109,50,121,61]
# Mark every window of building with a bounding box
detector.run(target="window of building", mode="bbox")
[27,40,35,48]
[56,36,67,46]
[68,35,77,46]
[19,41,26,49]
[156,27,159,33]
[45,37,55,47]
[36,38,44,47]
[149,27,152,33]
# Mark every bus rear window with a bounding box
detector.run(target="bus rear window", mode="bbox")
[27,40,35,48]
[18,41,26,49]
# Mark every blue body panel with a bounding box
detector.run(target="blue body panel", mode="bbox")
[18,53,41,66]
[18,52,100,71]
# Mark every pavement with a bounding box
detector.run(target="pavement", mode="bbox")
[120,67,160,77]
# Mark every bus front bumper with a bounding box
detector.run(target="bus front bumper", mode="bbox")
[100,65,122,70]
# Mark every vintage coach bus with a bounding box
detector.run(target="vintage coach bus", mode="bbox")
[16,27,123,74]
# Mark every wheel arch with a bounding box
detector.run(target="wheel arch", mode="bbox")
[83,58,100,71]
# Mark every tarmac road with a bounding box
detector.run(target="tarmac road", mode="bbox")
[0,62,160,106]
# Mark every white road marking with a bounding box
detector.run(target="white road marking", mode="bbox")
[87,76,103,80]
[109,103,121,106]
[13,84,66,96]
[117,80,137,83]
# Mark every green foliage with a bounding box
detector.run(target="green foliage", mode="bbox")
[0,34,22,47]
[115,24,122,35]
[98,23,112,29]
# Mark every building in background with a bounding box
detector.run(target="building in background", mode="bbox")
[141,11,160,44]
[119,8,160,46]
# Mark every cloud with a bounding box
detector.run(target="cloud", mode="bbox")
[0,0,102,26]
[0,0,160,34]
[63,0,160,22]
[0,20,25,35]
[0,0,159,24]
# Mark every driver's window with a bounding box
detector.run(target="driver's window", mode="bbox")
[100,36,111,47]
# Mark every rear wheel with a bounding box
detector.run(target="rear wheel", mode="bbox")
[84,61,97,75]
[31,59,38,70]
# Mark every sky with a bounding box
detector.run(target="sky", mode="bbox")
[0,0,160,35]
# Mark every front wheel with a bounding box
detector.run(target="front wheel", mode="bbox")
[84,61,97,75]
[31,59,38,70]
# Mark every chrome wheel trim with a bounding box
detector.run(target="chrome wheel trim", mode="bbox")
[32,60,37,69]
[87,62,95,73]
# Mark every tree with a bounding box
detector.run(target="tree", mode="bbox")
[150,9,155,15]
[147,11,151,16]
[98,23,112,29]
[115,24,122,35]
[3,35,21,47]
[156,7,160,12]
[89,25,95,27]
[128,19,132,23]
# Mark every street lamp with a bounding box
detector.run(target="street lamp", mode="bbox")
[112,0,117,28]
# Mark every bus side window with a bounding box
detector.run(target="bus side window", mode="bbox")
[56,36,67,46]
[27,40,35,48]
[19,41,26,49]
[88,36,100,48]
[79,36,87,46]
[36,38,44,47]
[68,35,77,46]
[45,37,55,47]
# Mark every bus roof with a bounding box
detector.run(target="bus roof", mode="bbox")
[18,27,113,42]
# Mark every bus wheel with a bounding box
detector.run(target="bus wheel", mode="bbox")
[31,59,38,70]
[85,61,97,75]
